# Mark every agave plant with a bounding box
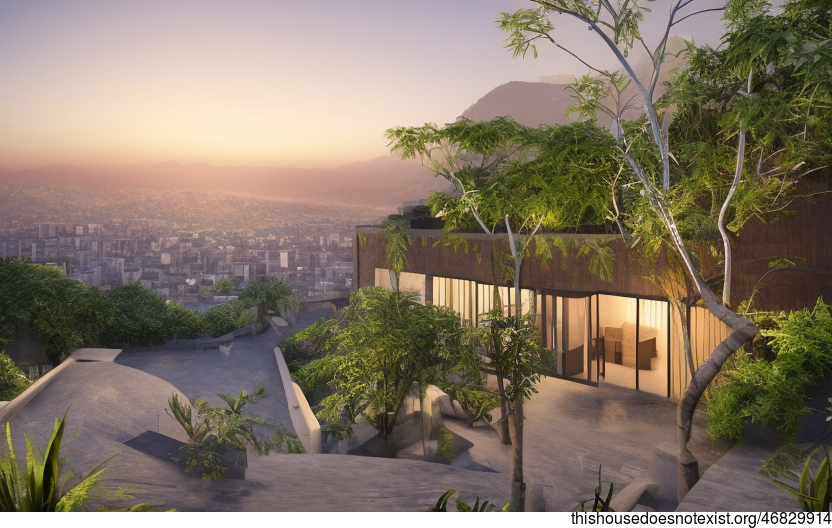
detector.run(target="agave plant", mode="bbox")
[0,412,106,512]
[771,446,832,512]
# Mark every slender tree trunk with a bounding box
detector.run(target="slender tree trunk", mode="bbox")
[510,394,526,511]
[489,240,512,444]
[508,218,526,511]
[719,128,745,307]
[671,239,758,502]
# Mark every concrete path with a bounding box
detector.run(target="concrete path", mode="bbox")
[0,305,800,511]
[677,444,798,512]
[115,329,293,432]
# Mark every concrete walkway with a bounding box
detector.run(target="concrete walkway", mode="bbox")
[0,306,800,511]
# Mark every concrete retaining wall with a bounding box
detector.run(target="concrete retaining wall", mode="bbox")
[273,346,321,454]
[0,354,78,424]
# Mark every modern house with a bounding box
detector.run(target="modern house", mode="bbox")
[354,169,832,402]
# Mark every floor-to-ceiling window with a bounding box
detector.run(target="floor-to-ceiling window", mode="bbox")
[540,292,670,395]
[432,276,477,325]
[374,269,426,303]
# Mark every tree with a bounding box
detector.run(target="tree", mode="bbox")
[498,0,830,500]
[0,258,113,365]
[663,0,832,306]
[102,282,168,348]
[387,118,619,510]
[213,278,235,295]
[315,287,472,449]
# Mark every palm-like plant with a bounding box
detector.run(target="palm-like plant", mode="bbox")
[167,384,304,479]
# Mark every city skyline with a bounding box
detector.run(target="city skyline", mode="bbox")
[1,0,725,170]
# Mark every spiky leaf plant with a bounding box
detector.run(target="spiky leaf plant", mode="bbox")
[0,412,105,512]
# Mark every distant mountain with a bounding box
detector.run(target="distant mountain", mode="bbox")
[462,81,581,128]
[0,156,451,211]
[461,40,687,129]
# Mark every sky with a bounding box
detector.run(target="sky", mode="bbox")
[0,0,726,169]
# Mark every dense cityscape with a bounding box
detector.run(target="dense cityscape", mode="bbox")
[0,181,391,310]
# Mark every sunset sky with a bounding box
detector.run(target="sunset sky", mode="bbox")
[0,0,725,169]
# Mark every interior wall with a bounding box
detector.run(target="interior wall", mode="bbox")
[638,299,668,397]
[597,294,637,390]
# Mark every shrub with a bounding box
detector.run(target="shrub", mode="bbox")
[238,277,296,315]
[164,302,205,340]
[280,318,337,369]
[102,283,168,348]
[708,298,832,443]
[292,353,343,407]
[0,352,29,401]
[202,301,253,338]
[0,412,107,512]
[167,384,304,479]
[0,259,113,364]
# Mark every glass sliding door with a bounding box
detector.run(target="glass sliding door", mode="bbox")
[539,293,595,383]
[596,294,638,390]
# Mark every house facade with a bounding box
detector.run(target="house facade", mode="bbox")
[354,169,832,402]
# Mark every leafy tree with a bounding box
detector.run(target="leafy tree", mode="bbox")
[213,278,235,295]
[202,301,253,338]
[662,0,832,306]
[387,117,619,509]
[498,0,830,500]
[102,282,168,348]
[0,258,113,365]
[314,287,473,448]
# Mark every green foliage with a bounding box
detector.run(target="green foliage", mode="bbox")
[380,216,413,287]
[202,301,253,338]
[436,383,500,423]
[397,119,619,236]
[163,301,205,340]
[0,413,106,512]
[428,489,506,512]
[0,258,114,364]
[574,466,615,512]
[708,299,832,443]
[281,318,338,369]
[102,282,168,348]
[238,277,297,316]
[304,287,475,444]
[474,310,543,405]
[167,384,303,479]
[769,446,832,512]
[293,353,343,397]
[213,278,235,295]
[0,352,29,401]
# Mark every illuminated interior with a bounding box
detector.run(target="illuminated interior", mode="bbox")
[374,268,677,397]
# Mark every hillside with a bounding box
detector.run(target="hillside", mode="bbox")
[0,155,451,211]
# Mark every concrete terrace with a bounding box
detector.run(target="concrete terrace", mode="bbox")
[1,308,800,512]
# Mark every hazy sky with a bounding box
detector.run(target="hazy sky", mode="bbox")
[0,0,726,169]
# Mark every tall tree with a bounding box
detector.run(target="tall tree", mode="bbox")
[387,117,619,510]
[499,0,831,500]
